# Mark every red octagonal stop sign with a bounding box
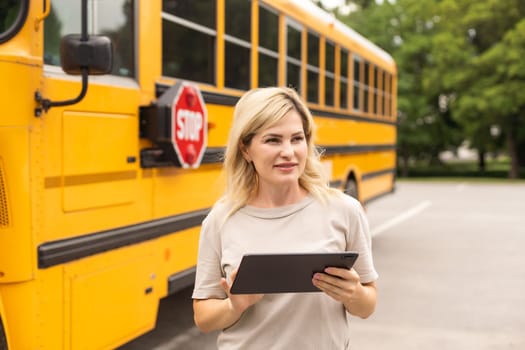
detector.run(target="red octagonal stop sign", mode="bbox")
[171,82,208,168]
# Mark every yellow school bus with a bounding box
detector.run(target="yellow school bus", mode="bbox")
[0,0,396,348]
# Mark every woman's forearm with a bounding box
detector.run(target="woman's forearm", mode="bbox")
[193,298,243,333]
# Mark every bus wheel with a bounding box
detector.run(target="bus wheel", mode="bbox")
[345,178,358,199]
[0,317,7,350]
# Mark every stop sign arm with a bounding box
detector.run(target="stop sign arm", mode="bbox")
[139,81,208,169]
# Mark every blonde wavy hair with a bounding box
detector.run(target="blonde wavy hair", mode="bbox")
[222,87,337,216]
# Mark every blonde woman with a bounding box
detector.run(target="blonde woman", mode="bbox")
[192,87,377,349]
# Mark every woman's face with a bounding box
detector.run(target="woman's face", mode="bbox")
[243,110,307,191]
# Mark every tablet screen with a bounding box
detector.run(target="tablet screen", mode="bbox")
[230,252,358,294]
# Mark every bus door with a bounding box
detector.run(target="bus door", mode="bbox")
[37,1,159,348]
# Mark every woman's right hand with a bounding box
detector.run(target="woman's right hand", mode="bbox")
[221,269,264,314]
[193,269,264,333]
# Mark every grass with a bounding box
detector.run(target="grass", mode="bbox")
[397,158,525,181]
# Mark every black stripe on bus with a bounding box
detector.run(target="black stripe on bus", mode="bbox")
[202,91,241,106]
[168,267,197,295]
[320,144,396,156]
[309,108,397,125]
[37,166,396,268]
[155,84,396,125]
[38,208,210,268]
[156,84,241,106]
[361,168,397,180]
[201,144,396,165]
[201,147,224,164]
[330,167,395,190]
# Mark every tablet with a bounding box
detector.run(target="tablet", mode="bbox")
[230,252,358,294]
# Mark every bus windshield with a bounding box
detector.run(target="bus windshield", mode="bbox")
[0,0,25,43]
[43,0,135,78]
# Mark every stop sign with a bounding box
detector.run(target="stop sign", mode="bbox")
[171,82,208,168]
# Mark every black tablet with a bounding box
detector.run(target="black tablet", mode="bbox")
[229,252,358,294]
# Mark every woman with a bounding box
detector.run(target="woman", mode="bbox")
[192,87,378,349]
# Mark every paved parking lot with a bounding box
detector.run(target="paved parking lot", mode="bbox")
[120,181,525,350]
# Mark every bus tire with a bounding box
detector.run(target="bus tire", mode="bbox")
[344,177,358,200]
[0,317,7,350]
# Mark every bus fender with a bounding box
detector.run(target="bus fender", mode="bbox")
[344,169,360,201]
[0,296,10,350]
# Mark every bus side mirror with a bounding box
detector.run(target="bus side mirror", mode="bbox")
[60,34,113,75]
[34,0,114,115]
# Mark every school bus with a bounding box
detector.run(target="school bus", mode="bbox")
[0,0,396,348]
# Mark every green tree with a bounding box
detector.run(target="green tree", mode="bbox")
[342,0,463,175]
[474,18,525,178]
[324,0,525,178]
[426,0,525,178]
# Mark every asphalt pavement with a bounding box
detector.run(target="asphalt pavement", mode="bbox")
[120,180,525,350]
[351,180,525,349]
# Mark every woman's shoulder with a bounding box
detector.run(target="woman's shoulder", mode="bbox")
[212,197,234,214]
[325,190,365,216]
[203,197,232,226]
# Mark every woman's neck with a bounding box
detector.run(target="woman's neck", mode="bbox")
[247,184,308,208]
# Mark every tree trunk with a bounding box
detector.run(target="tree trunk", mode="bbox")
[507,129,519,179]
[477,148,486,173]
[517,140,525,168]
[517,138,525,167]
[399,148,410,177]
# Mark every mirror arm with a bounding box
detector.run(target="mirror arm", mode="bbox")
[35,67,89,116]
[34,0,90,117]
[35,68,88,115]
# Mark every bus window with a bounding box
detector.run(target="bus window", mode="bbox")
[385,72,392,117]
[307,31,319,103]
[286,19,302,92]
[363,60,369,113]
[0,0,27,43]
[353,55,360,111]
[340,48,348,109]
[382,70,387,116]
[162,0,216,84]
[44,0,135,78]
[325,40,335,106]
[225,0,250,90]
[258,4,278,87]
[373,66,379,115]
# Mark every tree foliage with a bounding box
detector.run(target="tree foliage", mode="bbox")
[327,0,525,177]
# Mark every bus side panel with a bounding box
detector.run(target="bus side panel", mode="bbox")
[35,267,65,350]
[0,128,33,282]
[40,78,150,244]
[0,282,38,349]
[61,112,138,212]
[0,296,10,349]
[361,172,396,201]
[156,226,202,297]
[153,164,223,219]
[314,117,396,147]
[330,150,396,200]
[205,104,235,147]
[63,241,161,350]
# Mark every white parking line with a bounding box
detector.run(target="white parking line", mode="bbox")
[371,200,432,237]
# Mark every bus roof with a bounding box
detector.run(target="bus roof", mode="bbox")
[284,0,395,68]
